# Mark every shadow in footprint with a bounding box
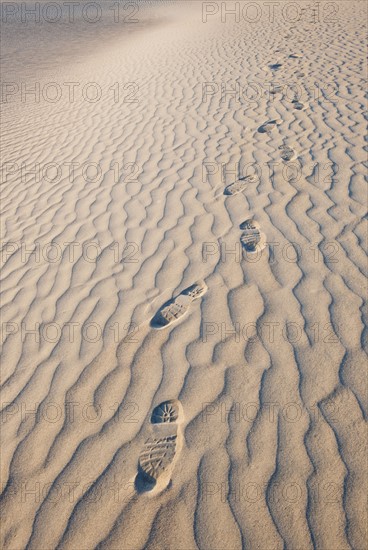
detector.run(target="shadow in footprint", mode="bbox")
[279,145,296,161]
[224,176,253,196]
[270,84,283,95]
[292,99,305,110]
[134,469,157,494]
[240,219,267,254]
[150,296,184,329]
[269,63,283,70]
[258,119,281,133]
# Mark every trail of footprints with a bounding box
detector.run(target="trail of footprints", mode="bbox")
[137,51,305,493]
[266,53,307,109]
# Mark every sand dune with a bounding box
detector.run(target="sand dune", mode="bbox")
[1,1,367,549]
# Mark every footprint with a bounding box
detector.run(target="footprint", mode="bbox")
[154,295,191,328]
[182,280,207,300]
[269,84,283,95]
[224,175,256,196]
[151,400,182,423]
[269,63,283,70]
[136,400,183,492]
[258,119,282,134]
[296,72,305,78]
[240,219,267,254]
[292,99,306,110]
[151,281,207,329]
[289,53,303,58]
[279,145,296,161]
[240,218,260,231]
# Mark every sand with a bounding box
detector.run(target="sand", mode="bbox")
[1,1,367,549]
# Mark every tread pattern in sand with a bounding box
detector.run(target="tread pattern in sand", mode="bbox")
[258,119,282,134]
[292,99,307,110]
[138,435,178,481]
[224,175,255,196]
[137,399,183,491]
[279,145,296,161]
[240,219,267,254]
[151,399,182,423]
[152,281,207,328]
[182,280,207,300]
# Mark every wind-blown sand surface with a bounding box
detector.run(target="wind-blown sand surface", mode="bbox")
[1,1,367,548]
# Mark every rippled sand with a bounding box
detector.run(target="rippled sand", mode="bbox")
[1,1,367,548]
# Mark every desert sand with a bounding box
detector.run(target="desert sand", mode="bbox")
[1,1,367,549]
